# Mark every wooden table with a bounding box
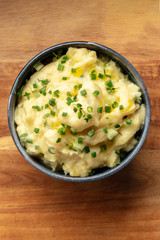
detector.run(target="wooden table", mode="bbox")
[1,0,160,239]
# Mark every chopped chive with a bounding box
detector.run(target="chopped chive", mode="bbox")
[76,103,82,107]
[48,147,55,154]
[40,79,49,85]
[62,76,67,80]
[54,90,60,98]
[78,84,82,89]
[112,101,118,108]
[106,80,113,88]
[45,104,49,109]
[26,139,33,143]
[84,146,90,153]
[90,73,96,80]
[98,73,104,79]
[105,106,111,113]
[73,94,77,101]
[61,60,66,64]
[50,110,55,116]
[74,85,78,90]
[88,129,95,137]
[57,64,64,71]
[24,92,30,100]
[67,92,72,97]
[87,106,93,113]
[114,124,120,128]
[126,119,132,125]
[78,111,82,119]
[93,90,100,96]
[80,90,87,96]
[62,112,67,117]
[97,107,103,113]
[45,113,50,117]
[66,125,71,129]
[119,105,124,110]
[49,98,56,107]
[71,129,77,134]
[32,105,41,111]
[66,97,73,105]
[101,145,107,151]
[71,68,76,73]
[78,137,83,143]
[73,107,77,112]
[17,88,23,98]
[115,149,120,155]
[33,61,44,71]
[20,133,28,139]
[88,169,95,176]
[103,127,108,133]
[90,70,96,80]
[35,145,39,150]
[91,152,96,158]
[63,55,68,60]
[33,83,38,88]
[56,138,61,143]
[48,90,52,94]
[34,128,39,133]
[58,127,66,135]
[39,87,46,96]
[44,120,47,127]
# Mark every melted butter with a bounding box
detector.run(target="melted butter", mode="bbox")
[124,100,133,112]
[72,67,83,77]
[51,121,61,130]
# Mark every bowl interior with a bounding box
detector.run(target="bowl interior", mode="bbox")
[8,41,150,182]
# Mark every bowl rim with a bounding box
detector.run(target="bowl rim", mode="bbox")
[8,41,151,182]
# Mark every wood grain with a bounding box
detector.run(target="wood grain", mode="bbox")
[0,0,160,239]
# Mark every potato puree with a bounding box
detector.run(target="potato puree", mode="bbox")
[15,47,145,177]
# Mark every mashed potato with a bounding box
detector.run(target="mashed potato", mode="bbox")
[15,47,145,177]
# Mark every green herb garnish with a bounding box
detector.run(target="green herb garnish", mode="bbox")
[93,90,100,96]
[91,152,96,158]
[97,107,103,113]
[34,128,39,133]
[71,68,76,73]
[112,101,118,108]
[98,73,104,79]
[80,90,87,96]
[24,92,30,100]
[126,119,132,125]
[119,105,124,110]
[50,110,55,116]
[26,139,33,144]
[84,146,90,153]
[105,106,111,113]
[88,129,95,137]
[49,98,56,107]
[33,83,38,88]
[103,127,108,133]
[62,112,67,117]
[101,145,107,151]
[78,137,83,144]
[56,138,61,143]
[54,90,60,98]
[57,64,64,71]
[32,105,41,111]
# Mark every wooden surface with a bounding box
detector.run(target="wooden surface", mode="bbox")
[0,0,160,239]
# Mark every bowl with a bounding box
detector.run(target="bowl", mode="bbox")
[8,41,151,182]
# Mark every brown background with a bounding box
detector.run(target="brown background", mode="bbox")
[0,0,160,239]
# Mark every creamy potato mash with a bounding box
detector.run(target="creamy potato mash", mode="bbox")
[15,47,145,177]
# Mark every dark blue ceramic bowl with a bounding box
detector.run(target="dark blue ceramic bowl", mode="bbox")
[8,41,151,182]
